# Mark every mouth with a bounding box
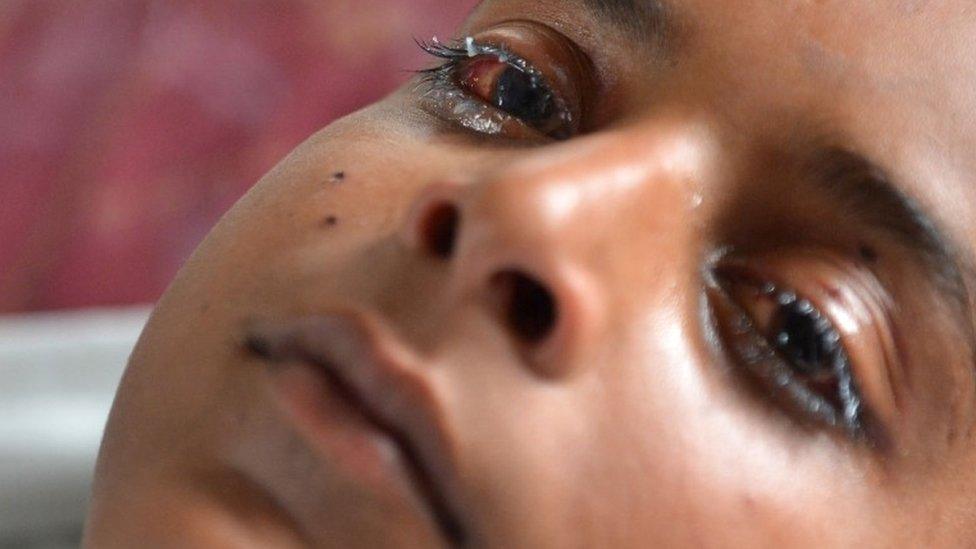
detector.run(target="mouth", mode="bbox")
[244,313,467,546]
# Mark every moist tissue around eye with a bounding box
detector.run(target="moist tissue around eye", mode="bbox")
[421,85,512,135]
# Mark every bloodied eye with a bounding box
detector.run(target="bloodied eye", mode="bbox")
[456,55,560,129]
[710,271,865,436]
[418,38,575,139]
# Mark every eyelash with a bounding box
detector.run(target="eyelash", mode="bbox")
[415,37,575,139]
[710,269,867,438]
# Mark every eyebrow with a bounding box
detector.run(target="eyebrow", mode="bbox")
[807,147,976,342]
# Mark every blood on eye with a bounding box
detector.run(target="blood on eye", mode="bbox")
[457,56,556,127]
[458,57,509,104]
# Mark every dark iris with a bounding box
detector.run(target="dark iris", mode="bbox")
[492,67,555,125]
[771,294,841,376]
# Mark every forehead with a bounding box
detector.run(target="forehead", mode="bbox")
[471,0,976,124]
[476,0,976,110]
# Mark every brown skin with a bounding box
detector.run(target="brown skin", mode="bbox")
[85,0,976,547]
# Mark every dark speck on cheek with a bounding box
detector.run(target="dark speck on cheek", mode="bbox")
[243,334,272,359]
[859,244,878,263]
[323,215,339,227]
[329,171,346,183]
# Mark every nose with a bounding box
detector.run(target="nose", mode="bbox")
[398,124,710,379]
[400,183,464,261]
[399,176,603,379]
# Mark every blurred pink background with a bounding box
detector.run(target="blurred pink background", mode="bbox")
[0,0,477,313]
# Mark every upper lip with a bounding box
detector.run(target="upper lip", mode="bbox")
[245,311,467,546]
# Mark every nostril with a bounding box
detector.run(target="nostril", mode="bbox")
[420,202,460,259]
[491,270,558,345]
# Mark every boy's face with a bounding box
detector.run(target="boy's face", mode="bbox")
[86,0,976,546]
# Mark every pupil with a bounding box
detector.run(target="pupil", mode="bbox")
[492,67,552,123]
[773,299,836,375]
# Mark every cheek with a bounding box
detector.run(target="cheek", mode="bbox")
[179,106,453,315]
[240,116,433,245]
[589,313,898,546]
[103,106,443,460]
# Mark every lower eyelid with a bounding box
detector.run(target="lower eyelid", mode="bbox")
[706,283,855,432]
[421,79,511,136]
[707,251,902,447]
[416,74,554,143]
[747,258,902,436]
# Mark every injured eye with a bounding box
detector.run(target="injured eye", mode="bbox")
[706,254,899,443]
[416,37,576,140]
